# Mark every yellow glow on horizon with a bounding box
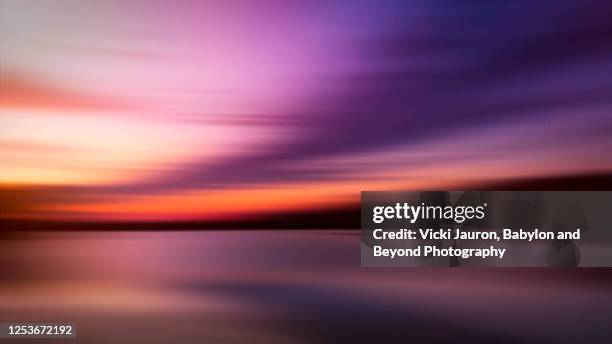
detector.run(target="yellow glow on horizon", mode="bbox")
[0,109,248,186]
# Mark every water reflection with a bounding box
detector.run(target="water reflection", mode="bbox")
[1,231,611,343]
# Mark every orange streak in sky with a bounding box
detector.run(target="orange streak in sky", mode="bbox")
[0,72,126,111]
[30,177,464,221]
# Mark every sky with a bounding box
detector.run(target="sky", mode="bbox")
[1,0,612,221]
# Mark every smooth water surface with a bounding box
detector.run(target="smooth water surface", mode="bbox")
[1,230,611,343]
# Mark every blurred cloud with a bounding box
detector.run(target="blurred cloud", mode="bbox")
[1,0,612,220]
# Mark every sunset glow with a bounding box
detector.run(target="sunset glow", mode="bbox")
[2,1,612,221]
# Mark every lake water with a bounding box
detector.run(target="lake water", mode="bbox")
[1,230,611,343]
